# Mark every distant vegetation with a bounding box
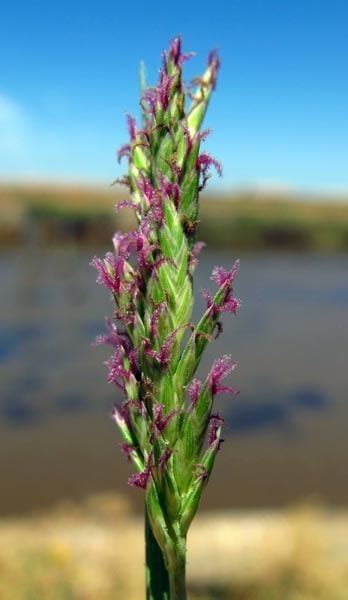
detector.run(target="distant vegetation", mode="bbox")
[1,183,348,251]
[1,494,348,599]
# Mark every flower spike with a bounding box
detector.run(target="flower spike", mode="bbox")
[92,38,240,593]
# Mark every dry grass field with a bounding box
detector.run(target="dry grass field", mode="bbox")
[1,494,348,599]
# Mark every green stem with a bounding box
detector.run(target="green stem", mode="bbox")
[168,542,187,600]
[145,508,187,600]
[145,507,170,600]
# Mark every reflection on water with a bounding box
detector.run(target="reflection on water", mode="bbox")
[1,248,347,514]
[227,385,330,434]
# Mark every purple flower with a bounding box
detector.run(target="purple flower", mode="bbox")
[193,241,206,257]
[149,302,167,338]
[208,355,238,396]
[94,318,129,348]
[106,347,132,389]
[202,287,240,317]
[115,200,141,214]
[195,129,212,143]
[115,307,136,327]
[202,261,241,317]
[210,260,240,287]
[184,127,212,155]
[208,413,224,447]
[169,36,181,64]
[142,87,158,115]
[128,458,153,489]
[147,199,164,225]
[158,72,173,110]
[207,49,220,89]
[137,178,164,223]
[112,228,156,272]
[111,403,131,428]
[168,36,194,66]
[187,379,202,408]
[220,294,241,315]
[189,241,206,271]
[158,447,172,468]
[196,152,222,177]
[142,66,174,113]
[126,114,137,141]
[127,229,155,269]
[144,324,193,367]
[159,175,181,208]
[124,399,145,416]
[91,253,125,295]
[143,328,177,367]
[137,177,155,204]
[117,144,131,163]
[201,288,215,312]
[153,403,178,434]
[128,348,139,373]
[120,442,134,462]
[112,232,128,256]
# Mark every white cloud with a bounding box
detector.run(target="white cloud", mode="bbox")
[0,93,28,155]
[0,93,39,180]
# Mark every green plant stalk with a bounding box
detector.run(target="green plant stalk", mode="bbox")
[145,509,187,600]
[167,539,187,600]
[93,37,240,600]
[145,508,170,599]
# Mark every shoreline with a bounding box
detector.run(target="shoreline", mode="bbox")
[1,184,348,251]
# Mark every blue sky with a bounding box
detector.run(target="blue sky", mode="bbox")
[1,0,347,192]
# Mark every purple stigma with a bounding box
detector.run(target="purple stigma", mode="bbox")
[210,260,240,287]
[159,175,181,208]
[126,114,137,141]
[202,289,214,310]
[196,152,222,177]
[111,403,131,428]
[106,343,138,390]
[91,253,125,295]
[149,302,167,338]
[115,200,141,215]
[187,379,202,408]
[189,241,206,271]
[144,325,192,367]
[192,241,206,258]
[117,144,131,163]
[207,49,220,89]
[142,88,158,115]
[158,447,172,468]
[208,355,238,396]
[220,294,241,315]
[94,318,129,348]
[158,71,173,110]
[194,128,212,144]
[168,36,194,66]
[169,36,182,65]
[208,413,224,447]
[120,442,134,462]
[128,462,152,489]
[153,403,178,433]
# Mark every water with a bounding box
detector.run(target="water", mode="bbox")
[1,248,347,514]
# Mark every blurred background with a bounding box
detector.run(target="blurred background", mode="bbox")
[1,1,348,598]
